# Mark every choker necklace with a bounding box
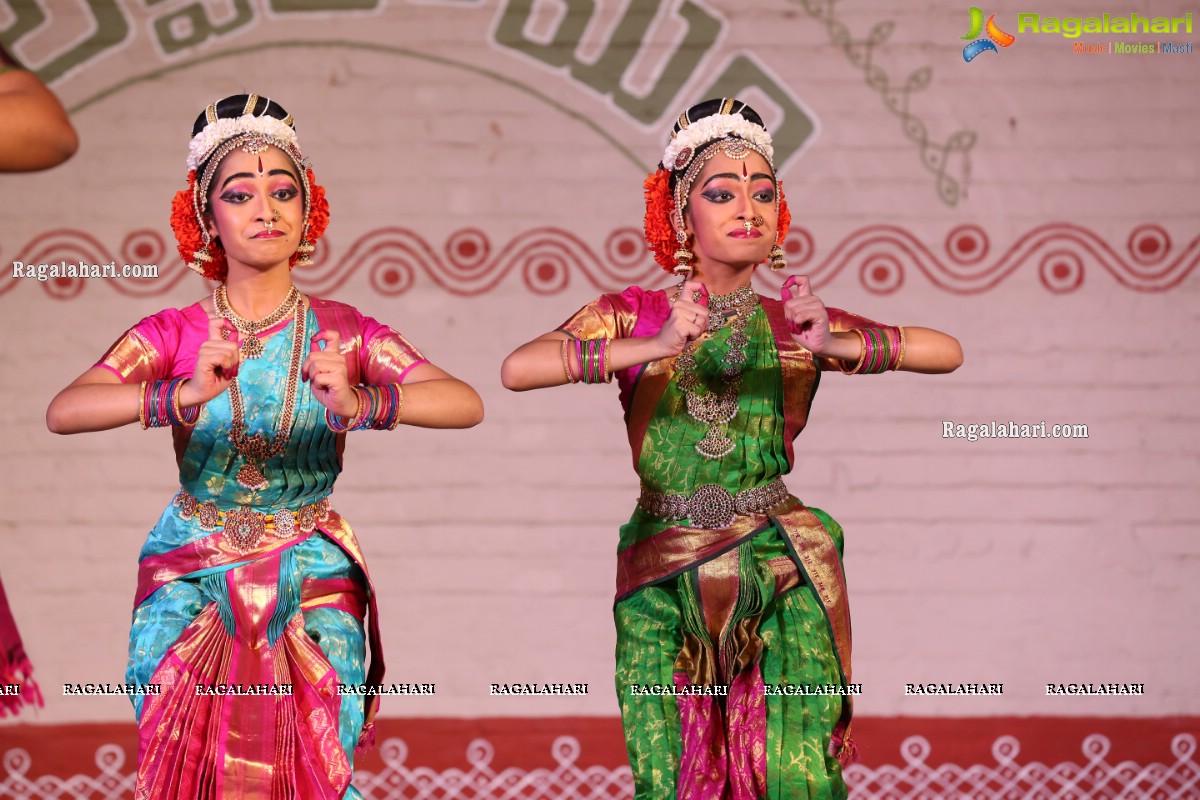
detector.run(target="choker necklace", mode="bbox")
[222,297,307,491]
[214,284,301,359]
[674,286,759,459]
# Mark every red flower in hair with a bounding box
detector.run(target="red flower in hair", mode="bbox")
[643,168,677,273]
[777,179,792,244]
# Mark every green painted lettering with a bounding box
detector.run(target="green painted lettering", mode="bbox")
[154,0,253,56]
[4,0,130,83]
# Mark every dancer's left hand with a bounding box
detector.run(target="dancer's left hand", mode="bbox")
[304,330,357,416]
[781,274,833,354]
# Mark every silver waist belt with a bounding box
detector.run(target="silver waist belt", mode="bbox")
[637,478,790,529]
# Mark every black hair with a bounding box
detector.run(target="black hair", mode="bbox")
[190,93,293,137]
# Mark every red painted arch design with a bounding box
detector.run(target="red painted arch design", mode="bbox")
[3,224,1196,298]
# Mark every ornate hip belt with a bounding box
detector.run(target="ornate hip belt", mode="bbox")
[173,490,332,554]
[637,478,790,529]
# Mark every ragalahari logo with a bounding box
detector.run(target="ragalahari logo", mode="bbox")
[962,7,1016,61]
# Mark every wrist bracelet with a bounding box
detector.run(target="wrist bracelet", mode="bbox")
[325,384,404,431]
[839,327,904,374]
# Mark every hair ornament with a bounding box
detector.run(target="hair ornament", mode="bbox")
[662,114,775,172]
[187,114,303,171]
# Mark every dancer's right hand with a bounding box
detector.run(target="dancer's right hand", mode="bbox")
[180,316,241,407]
[655,279,709,357]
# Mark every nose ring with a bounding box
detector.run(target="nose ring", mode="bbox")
[751,214,764,226]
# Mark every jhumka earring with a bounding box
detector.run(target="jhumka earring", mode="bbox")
[296,222,315,267]
[188,231,213,274]
[673,230,694,274]
[769,239,786,272]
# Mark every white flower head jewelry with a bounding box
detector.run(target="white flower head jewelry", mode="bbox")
[661,112,775,174]
[187,113,302,171]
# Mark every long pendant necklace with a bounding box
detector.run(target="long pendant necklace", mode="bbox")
[221,297,308,491]
[214,283,301,359]
[674,285,758,459]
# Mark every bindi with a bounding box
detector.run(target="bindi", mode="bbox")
[742,161,748,179]
[257,155,264,176]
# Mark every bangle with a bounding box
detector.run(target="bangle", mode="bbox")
[893,326,907,371]
[167,379,200,427]
[866,329,887,374]
[138,381,149,429]
[839,330,868,375]
[325,387,364,432]
[388,384,405,430]
[840,327,904,374]
[578,338,613,384]
[325,384,405,432]
[561,339,578,384]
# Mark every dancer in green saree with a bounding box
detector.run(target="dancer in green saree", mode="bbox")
[502,98,962,799]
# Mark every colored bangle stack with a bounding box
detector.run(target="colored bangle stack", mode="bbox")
[580,338,614,384]
[325,384,405,431]
[560,338,613,384]
[139,379,201,429]
[839,326,906,374]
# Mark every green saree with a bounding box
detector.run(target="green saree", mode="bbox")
[561,285,871,799]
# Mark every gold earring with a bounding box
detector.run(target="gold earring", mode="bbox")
[188,230,213,275]
[769,241,786,272]
[673,230,693,274]
[295,223,315,267]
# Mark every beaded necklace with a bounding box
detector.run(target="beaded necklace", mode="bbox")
[218,295,308,491]
[674,285,759,459]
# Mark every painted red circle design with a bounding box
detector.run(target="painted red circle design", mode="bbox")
[537,262,556,282]
[1126,225,1170,268]
[945,225,989,266]
[859,254,903,295]
[444,229,491,275]
[1038,250,1083,293]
